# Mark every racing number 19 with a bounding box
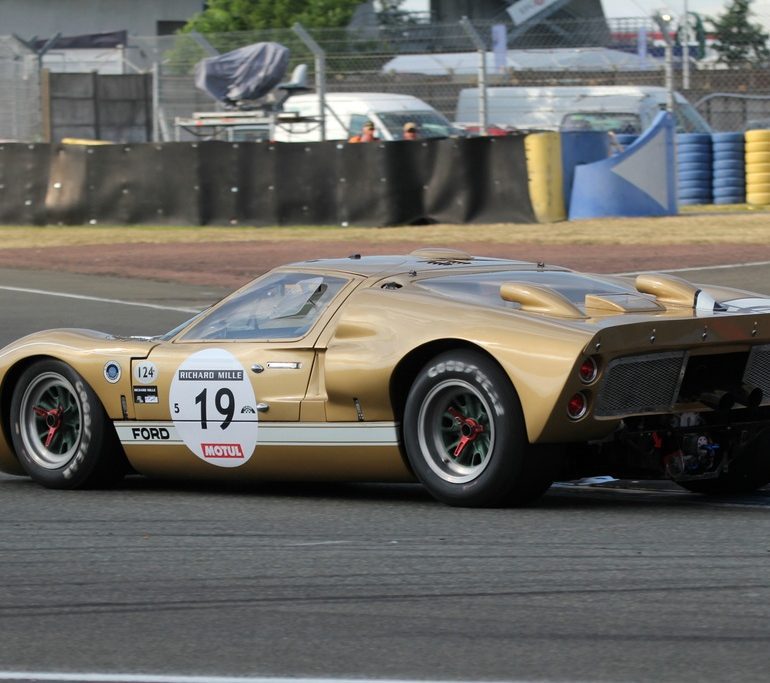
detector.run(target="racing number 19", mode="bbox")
[194,388,235,430]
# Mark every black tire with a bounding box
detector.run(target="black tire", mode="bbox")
[10,359,126,489]
[403,350,552,507]
[675,429,770,495]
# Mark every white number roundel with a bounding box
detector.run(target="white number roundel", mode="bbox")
[134,361,158,385]
[169,348,258,468]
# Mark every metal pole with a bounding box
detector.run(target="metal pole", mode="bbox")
[654,13,675,112]
[92,70,101,140]
[151,60,160,142]
[665,41,674,111]
[459,16,487,135]
[682,0,690,90]
[293,22,326,141]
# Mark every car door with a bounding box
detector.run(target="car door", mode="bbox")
[124,270,356,471]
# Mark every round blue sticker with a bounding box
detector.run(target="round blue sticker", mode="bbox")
[103,361,122,383]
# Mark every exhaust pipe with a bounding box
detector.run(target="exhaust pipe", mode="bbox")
[699,390,735,412]
[735,383,763,409]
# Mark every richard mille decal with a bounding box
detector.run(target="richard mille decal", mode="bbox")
[133,385,159,404]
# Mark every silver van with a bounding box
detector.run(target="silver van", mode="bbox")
[455,85,711,134]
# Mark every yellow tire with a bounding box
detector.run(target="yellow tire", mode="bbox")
[745,130,770,143]
[746,141,770,154]
[746,171,770,185]
[746,173,770,188]
[747,185,770,196]
[746,162,770,174]
[747,192,770,205]
[524,132,566,223]
[745,151,770,165]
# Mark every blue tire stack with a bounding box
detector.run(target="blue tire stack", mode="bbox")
[711,132,746,205]
[677,133,713,205]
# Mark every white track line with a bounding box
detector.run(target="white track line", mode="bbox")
[0,285,200,313]
[614,259,770,276]
[0,675,551,683]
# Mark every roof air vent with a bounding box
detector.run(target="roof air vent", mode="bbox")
[409,248,474,262]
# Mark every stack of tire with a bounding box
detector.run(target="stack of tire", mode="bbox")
[677,133,713,206]
[711,132,746,205]
[745,129,770,207]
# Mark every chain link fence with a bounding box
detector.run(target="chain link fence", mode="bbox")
[0,36,41,141]
[4,15,770,141]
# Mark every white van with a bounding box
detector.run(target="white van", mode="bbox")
[273,92,458,142]
[454,86,711,134]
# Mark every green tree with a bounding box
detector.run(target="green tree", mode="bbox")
[707,0,769,65]
[183,0,364,32]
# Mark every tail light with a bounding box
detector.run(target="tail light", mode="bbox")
[578,356,598,384]
[567,392,588,420]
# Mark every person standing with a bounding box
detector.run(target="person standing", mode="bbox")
[349,121,378,143]
[402,122,420,140]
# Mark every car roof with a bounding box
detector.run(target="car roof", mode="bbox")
[288,92,427,105]
[282,249,559,277]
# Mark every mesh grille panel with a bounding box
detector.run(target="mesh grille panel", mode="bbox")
[744,345,770,405]
[595,352,685,417]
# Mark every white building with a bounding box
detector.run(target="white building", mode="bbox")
[0,0,204,38]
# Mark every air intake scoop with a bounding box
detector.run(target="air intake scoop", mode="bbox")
[635,273,699,307]
[500,282,583,318]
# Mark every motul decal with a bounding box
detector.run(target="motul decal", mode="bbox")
[201,443,245,458]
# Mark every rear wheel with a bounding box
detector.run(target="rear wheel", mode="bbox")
[675,429,770,495]
[403,350,552,507]
[10,360,126,489]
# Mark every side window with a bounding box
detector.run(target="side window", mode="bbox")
[178,272,348,342]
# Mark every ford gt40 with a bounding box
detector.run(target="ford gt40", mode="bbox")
[1,248,770,506]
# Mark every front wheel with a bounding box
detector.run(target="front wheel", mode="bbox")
[403,350,551,507]
[10,360,126,489]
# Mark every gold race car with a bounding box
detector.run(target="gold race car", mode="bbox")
[1,248,770,507]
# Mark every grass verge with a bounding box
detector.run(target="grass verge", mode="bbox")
[1,210,769,248]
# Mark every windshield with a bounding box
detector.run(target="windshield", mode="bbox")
[174,271,348,342]
[560,112,641,134]
[672,99,712,133]
[377,111,457,139]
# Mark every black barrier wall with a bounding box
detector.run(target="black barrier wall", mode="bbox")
[1,136,536,226]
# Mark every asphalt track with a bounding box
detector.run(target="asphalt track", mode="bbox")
[2,264,770,683]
